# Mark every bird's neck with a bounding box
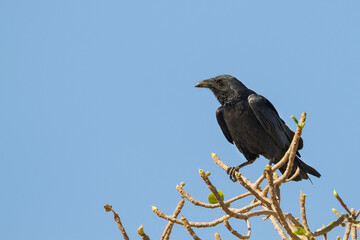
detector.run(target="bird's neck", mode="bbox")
[214,88,252,105]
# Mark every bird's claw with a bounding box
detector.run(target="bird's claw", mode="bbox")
[227,166,240,182]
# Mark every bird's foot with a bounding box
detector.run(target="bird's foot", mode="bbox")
[227,166,241,182]
[226,160,256,182]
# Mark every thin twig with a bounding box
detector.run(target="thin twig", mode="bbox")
[335,191,352,215]
[253,174,267,190]
[343,222,352,240]
[211,152,230,172]
[199,170,249,220]
[154,201,261,228]
[254,151,289,189]
[285,213,304,229]
[154,207,276,228]
[137,225,150,240]
[300,191,312,237]
[181,216,201,240]
[212,152,268,192]
[199,170,279,221]
[265,166,300,240]
[355,209,360,219]
[104,204,130,240]
[161,198,185,240]
[332,208,342,218]
[312,215,345,237]
[271,151,291,174]
[269,215,289,240]
[224,219,251,239]
[285,167,301,182]
[275,113,306,184]
[235,172,271,207]
[351,224,357,240]
[233,202,263,216]
[176,185,251,208]
[214,232,221,240]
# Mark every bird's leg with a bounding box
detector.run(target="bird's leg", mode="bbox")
[227,159,256,182]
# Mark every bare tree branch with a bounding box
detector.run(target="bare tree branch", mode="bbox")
[334,190,352,215]
[351,224,357,240]
[300,191,313,239]
[224,219,251,239]
[235,172,271,207]
[265,166,300,240]
[161,198,185,240]
[181,216,201,240]
[104,204,130,240]
[343,222,352,240]
[105,112,357,240]
[176,184,251,208]
[137,224,150,240]
[312,215,345,237]
[269,215,289,240]
[214,232,221,240]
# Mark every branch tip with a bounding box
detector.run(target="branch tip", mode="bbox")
[265,164,271,171]
[137,224,144,235]
[152,206,158,213]
[104,204,112,212]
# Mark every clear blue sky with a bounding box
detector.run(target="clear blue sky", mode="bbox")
[1,1,359,239]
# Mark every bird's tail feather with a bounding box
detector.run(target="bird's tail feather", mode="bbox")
[279,156,321,182]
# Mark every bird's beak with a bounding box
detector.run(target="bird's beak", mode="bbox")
[194,78,214,88]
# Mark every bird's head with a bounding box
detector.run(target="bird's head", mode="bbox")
[195,75,248,104]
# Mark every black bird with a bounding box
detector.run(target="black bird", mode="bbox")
[195,75,321,182]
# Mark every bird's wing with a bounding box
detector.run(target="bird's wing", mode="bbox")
[216,106,233,144]
[248,94,289,149]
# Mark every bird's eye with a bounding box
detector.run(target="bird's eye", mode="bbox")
[215,79,224,86]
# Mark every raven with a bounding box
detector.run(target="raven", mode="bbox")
[195,74,321,182]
